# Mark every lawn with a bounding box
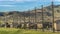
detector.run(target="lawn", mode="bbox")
[0,28,60,34]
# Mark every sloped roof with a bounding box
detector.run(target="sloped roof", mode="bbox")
[55,20,60,23]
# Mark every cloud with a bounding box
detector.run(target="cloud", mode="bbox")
[0,5,14,7]
[15,0,37,2]
[0,0,38,2]
[51,0,60,2]
[0,0,60,2]
[0,0,13,1]
[55,0,60,1]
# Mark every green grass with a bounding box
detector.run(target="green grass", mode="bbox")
[0,28,60,34]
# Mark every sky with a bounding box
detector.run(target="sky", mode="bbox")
[0,0,60,12]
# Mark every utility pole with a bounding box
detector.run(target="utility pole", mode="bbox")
[35,7,37,23]
[24,11,26,29]
[17,16,19,24]
[12,15,14,27]
[52,1,55,32]
[16,13,18,23]
[20,15,21,24]
[28,10,30,23]
[28,10,30,29]
[13,13,16,28]
[41,5,44,32]
[10,15,13,28]
[35,7,37,30]
[5,15,7,28]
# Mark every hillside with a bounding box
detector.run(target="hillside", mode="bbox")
[0,5,60,24]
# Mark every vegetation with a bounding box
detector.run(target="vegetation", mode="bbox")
[0,28,60,34]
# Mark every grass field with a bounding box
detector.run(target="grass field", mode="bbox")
[0,28,60,34]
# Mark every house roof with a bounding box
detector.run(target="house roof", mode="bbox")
[55,20,60,23]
